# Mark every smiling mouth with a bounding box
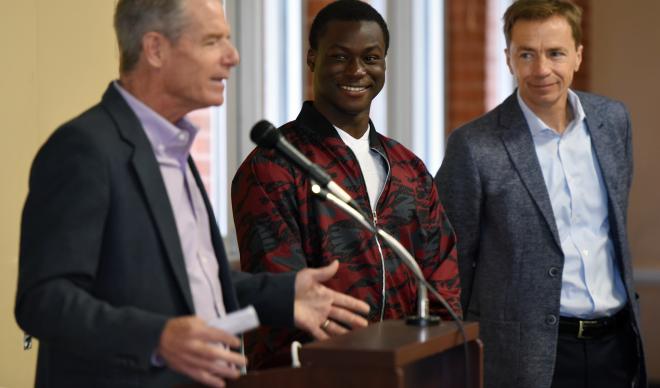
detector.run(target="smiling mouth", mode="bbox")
[340,85,369,93]
[530,82,557,89]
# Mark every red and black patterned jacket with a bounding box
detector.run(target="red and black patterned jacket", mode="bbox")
[231,102,461,369]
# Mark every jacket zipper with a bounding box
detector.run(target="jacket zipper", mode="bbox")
[371,147,390,322]
[372,210,387,321]
[332,136,390,322]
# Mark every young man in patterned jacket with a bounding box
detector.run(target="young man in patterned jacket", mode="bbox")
[231,0,461,369]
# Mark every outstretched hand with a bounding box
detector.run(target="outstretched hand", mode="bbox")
[293,260,370,340]
[157,316,247,388]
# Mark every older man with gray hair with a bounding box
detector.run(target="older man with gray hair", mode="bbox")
[15,1,369,387]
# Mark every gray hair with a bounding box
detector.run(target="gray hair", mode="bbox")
[114,0,188,74]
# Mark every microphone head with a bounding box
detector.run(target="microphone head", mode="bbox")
[250,120,281,149]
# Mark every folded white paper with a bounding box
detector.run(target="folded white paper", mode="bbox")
[208,305,260,335]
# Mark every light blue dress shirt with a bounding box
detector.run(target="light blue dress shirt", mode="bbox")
[518,90,627,319]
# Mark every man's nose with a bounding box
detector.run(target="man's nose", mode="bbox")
[345,58,367,77]
[222,42,240,67]
[532,55,551,77]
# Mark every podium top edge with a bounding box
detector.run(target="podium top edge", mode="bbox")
[300,320,479,368]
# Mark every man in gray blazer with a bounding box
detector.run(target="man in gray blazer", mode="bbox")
[436,1,646,387]
[15,1,369,387]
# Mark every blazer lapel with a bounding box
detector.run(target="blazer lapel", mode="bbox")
[580,94,629,265]
[101,84,195,313]
[498,94,562,249]
[581,94,625,218]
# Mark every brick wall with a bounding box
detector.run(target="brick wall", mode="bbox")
[304,0,335,100]
[572,0,590,92]
[447,0,487,132]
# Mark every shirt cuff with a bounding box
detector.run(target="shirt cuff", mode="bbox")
[150,350,166,368]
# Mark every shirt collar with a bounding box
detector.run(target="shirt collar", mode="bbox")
[517,89,586,137]
[113,80,198,164]
[334,124,372,151]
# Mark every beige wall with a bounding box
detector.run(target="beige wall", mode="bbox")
[590,0,660,269]
[590,0,660,381]
[0,1,117,386]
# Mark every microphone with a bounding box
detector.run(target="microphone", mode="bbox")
[250,120,356,207]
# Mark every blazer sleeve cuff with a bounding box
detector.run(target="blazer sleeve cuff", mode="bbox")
[232,270,296,328]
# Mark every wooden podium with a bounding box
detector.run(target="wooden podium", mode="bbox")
[223,320,482,388]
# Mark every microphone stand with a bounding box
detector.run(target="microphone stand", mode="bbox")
[311,181,472,388]
[310,182,442,326]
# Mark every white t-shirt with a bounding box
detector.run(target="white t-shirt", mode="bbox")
[335,125,387,211]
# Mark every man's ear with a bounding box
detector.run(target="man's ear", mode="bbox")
[142,31,169,69]
[306,48,317,72]
[575,44,583,72]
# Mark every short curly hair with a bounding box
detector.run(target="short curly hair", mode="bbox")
[309,0,389,54]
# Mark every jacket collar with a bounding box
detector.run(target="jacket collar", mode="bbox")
[576,91,626,227]
[496,90,623,252]
[294,101,385,154]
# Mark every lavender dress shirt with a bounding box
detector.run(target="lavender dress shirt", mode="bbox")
[114,81,226,321]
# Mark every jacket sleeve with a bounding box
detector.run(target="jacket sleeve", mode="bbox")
[231,269,296,328]
[435,130,483,317]
[15,125,167,371]
[231,148,313,368]
[231,149,310,274]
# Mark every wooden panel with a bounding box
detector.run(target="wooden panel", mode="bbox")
[403,339,483,388]
[225,367,309,388]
